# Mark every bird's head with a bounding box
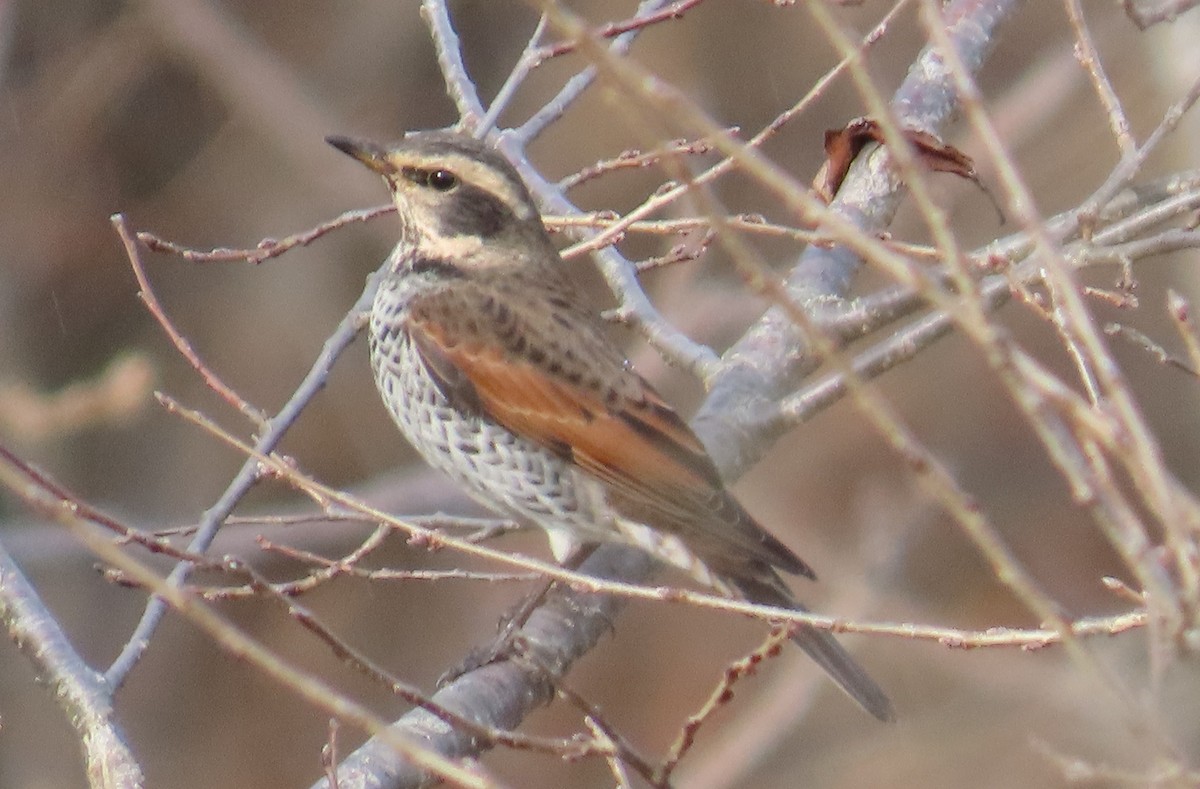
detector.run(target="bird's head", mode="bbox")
[327,130,547,268]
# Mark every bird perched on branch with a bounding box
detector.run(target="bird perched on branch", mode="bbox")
[328,129,893,722]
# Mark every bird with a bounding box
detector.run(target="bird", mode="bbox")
[327,129,894,722]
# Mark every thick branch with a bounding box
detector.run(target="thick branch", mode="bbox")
[693,0,1023,479]
[0,451,144,789]
[311,546,655,789]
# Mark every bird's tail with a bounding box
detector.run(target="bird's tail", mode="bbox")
[730,574,895,723]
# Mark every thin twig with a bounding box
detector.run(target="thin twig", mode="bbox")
[136,205,395,264]
[656,629,791,786]
[1064,0,1135,155]
[516,0,679,143]
[420,0,486,126]
[158,387,1149,651]
[103,241,387,691]
[115,214,268,426]
[532,0,706,62]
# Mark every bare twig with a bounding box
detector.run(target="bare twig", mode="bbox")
[157,387,1151,650]
[516,0,680,143]
[103,243,387,691]
[0,453,144,789]
[115,214,268,426]
[1077,70,1200,236]
[533,0,706,62]
[136,205,396,265]
[1105,323,1200,377]
[656,629,791,786]
[1064,0,1136,155]
[420,0,486,126]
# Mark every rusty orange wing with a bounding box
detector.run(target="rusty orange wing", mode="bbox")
[404,287,812,579]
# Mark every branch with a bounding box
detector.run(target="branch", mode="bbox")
[0,450,144,788]
[693,0,1022,479]
[311,546,657,789]
[103,231,388,690]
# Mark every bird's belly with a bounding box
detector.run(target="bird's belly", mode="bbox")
[370,328,612,548]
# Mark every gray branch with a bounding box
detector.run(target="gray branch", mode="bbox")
[693,0,1022,479]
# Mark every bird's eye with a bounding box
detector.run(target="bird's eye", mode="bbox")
[427,169,458,191]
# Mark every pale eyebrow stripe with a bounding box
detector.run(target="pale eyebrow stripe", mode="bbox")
[396,152,535,221]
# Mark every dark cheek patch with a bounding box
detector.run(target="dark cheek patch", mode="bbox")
[410,257,465,278]
[438,185,511,238]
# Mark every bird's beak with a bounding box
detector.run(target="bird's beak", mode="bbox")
[326,135,394,176]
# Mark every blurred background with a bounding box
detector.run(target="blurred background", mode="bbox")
[2,1,1200,787]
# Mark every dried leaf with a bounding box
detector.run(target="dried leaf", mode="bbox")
[814,117,1003,222]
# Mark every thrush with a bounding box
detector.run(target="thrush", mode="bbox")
[328,129,894,722]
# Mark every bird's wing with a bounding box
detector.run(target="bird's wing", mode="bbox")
[405,287,812,578]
